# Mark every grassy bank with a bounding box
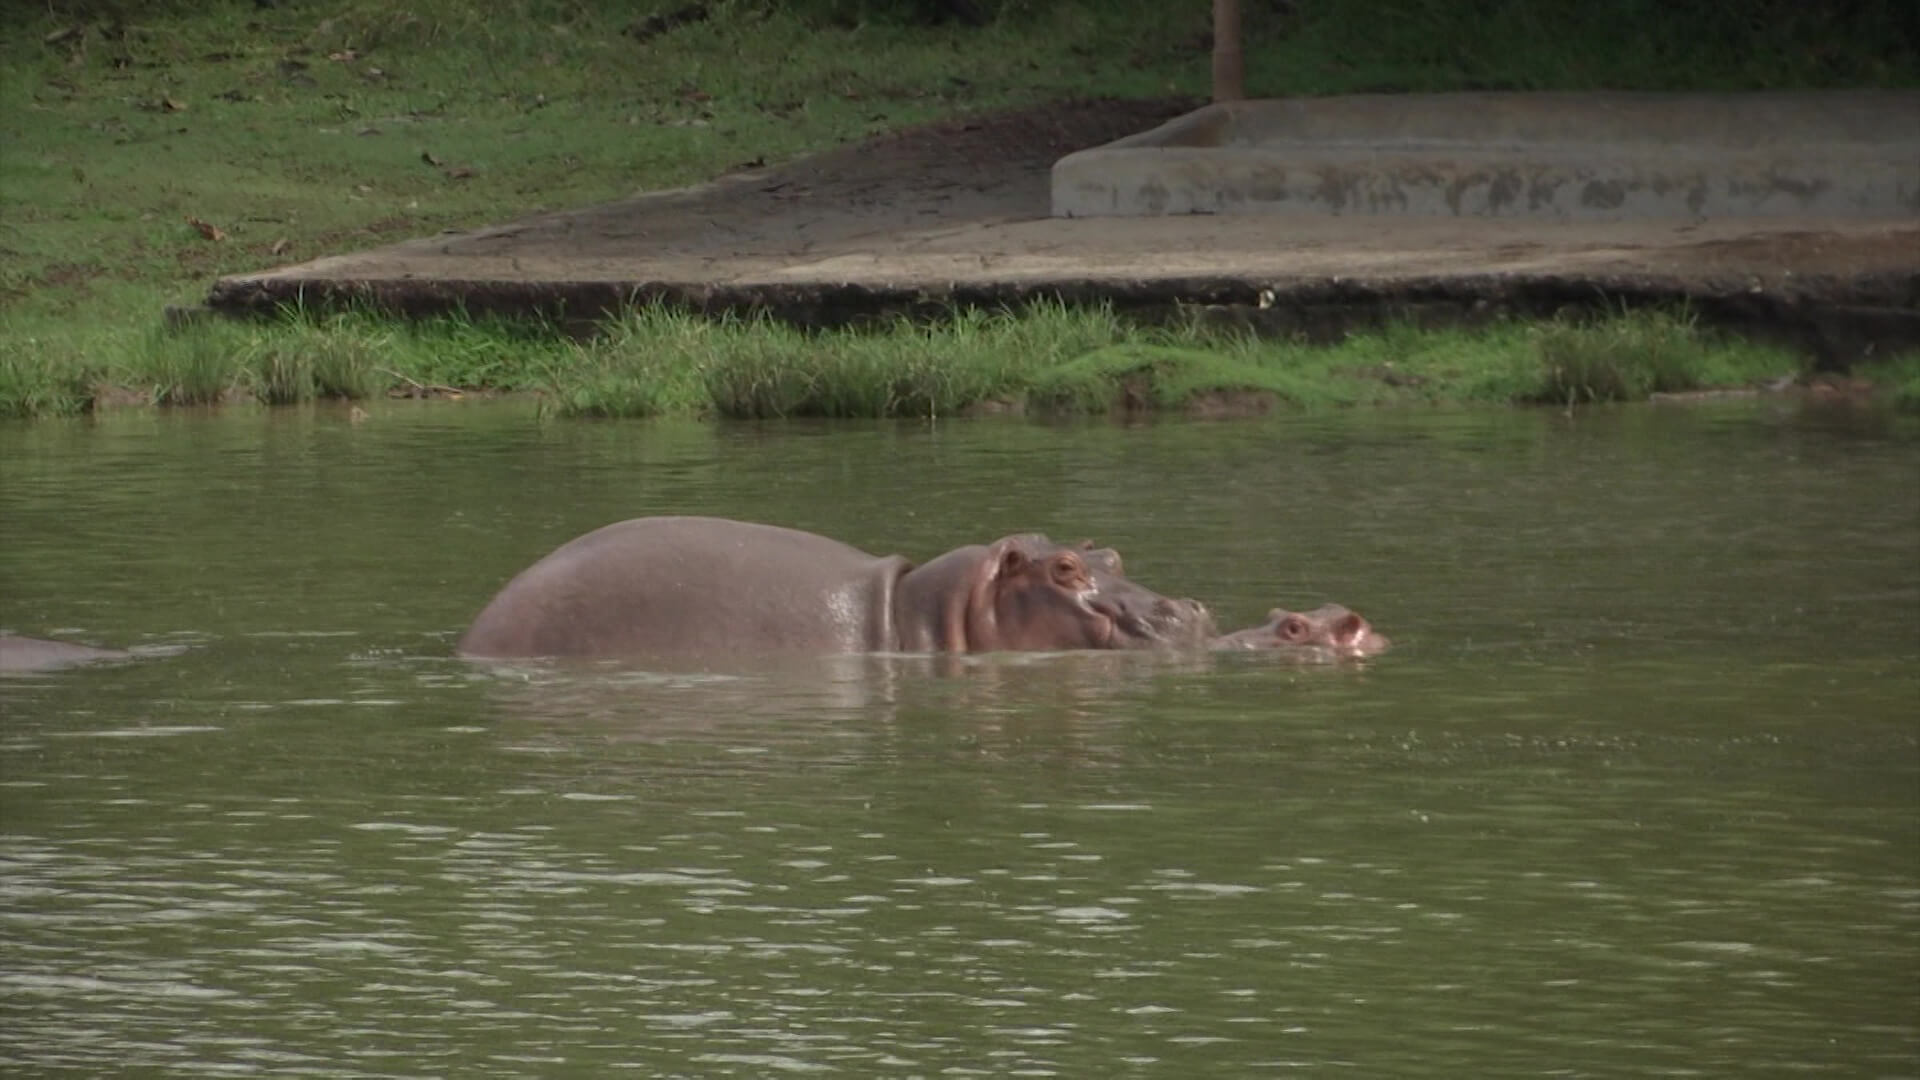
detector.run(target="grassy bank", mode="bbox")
[3,303,1851,419]
[4,0,1914,418]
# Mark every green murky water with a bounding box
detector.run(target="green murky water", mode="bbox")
[2,401,1916,1076]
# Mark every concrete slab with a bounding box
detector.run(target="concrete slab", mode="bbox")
[1051,92,1920,220]
[206,96,1920,363]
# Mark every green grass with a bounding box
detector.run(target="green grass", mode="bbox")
[1,301,1810,420]
[3,0,1912,419]
[1875,350,1920,411]
[539,303,1800,418]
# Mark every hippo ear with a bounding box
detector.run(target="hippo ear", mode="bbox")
[1332,613,1367,646]
[995,544,1031,579]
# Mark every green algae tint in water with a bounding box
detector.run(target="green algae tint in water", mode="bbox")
[1,400,1916,1077]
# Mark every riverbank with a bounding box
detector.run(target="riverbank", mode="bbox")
[8,303,1913,421]
[6,1,1916,420]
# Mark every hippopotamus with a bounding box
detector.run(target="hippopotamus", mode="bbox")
[0,634,134,674]
[1210,604,1390,660]
[459,516,1217,660]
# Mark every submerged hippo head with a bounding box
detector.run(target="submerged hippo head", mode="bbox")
[0,634,135,674]
[1211,603,1390,660]
[906,534,1217,653]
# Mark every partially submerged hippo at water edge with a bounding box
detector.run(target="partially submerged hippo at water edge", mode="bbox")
[459,516,1218,660]
[0,634,133,674]
[1210,604,1390,661]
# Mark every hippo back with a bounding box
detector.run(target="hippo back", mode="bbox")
[459,517,908,660]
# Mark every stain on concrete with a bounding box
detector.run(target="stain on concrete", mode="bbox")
[1314,169,1351,213]
[1245,167,1291,206]
[1051,91,1920,220]
[1769,174,1832,206]
[1486,172,1522,214]
[1581,179,1628,210]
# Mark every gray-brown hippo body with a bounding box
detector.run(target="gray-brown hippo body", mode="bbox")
[1210,604,1390,661]
[0,634,133,674]
[459,516,1217,660]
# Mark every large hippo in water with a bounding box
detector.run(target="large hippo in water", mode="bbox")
[460,516,1218,660]
[1210,604,1390,661]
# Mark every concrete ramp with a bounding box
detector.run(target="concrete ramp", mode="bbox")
[206,95,1919,363]
[1051,91,1920,220]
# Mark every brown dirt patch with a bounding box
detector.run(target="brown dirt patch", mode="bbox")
[461,96,1201,259]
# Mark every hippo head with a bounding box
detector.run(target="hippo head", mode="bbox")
[905,534,1216,653]
[1212,603,1391,659]
[974,535,1217,651]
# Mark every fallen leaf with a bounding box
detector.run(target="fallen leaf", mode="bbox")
[270,237,290,255]
[328,49,357,62]
[420,150,443,166]
[44,25,84,46]
[161,96,187,112]
[444,166,475,180]
[184,216,226,241]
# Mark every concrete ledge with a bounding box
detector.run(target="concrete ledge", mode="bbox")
[205,216,1920,365]
[1051,91,1920,220]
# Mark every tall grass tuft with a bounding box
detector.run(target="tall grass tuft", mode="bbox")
[698,302,1131,418]
[1880,351,1920,412]
[1527,308,1791,404]
[544,304,714,418]
[400,310,576,391]
[248,320,388,404]
[0,347,101,419]
[131,324,247,406]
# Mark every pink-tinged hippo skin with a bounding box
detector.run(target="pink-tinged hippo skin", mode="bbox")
[0,634,133,674]
[1210,604,1391,661]
[458,516,1218,660]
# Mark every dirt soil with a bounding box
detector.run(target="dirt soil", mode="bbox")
[208,97,1920,363]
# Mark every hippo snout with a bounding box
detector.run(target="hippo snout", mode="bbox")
[1113,595,1216,648]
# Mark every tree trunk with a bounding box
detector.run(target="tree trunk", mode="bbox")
[1212,0,1245,102]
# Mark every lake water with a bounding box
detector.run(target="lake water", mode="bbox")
[2,400,1916,1076]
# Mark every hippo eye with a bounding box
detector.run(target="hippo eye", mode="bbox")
[1279,615,1311,642]
[1049,553,1089,588]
